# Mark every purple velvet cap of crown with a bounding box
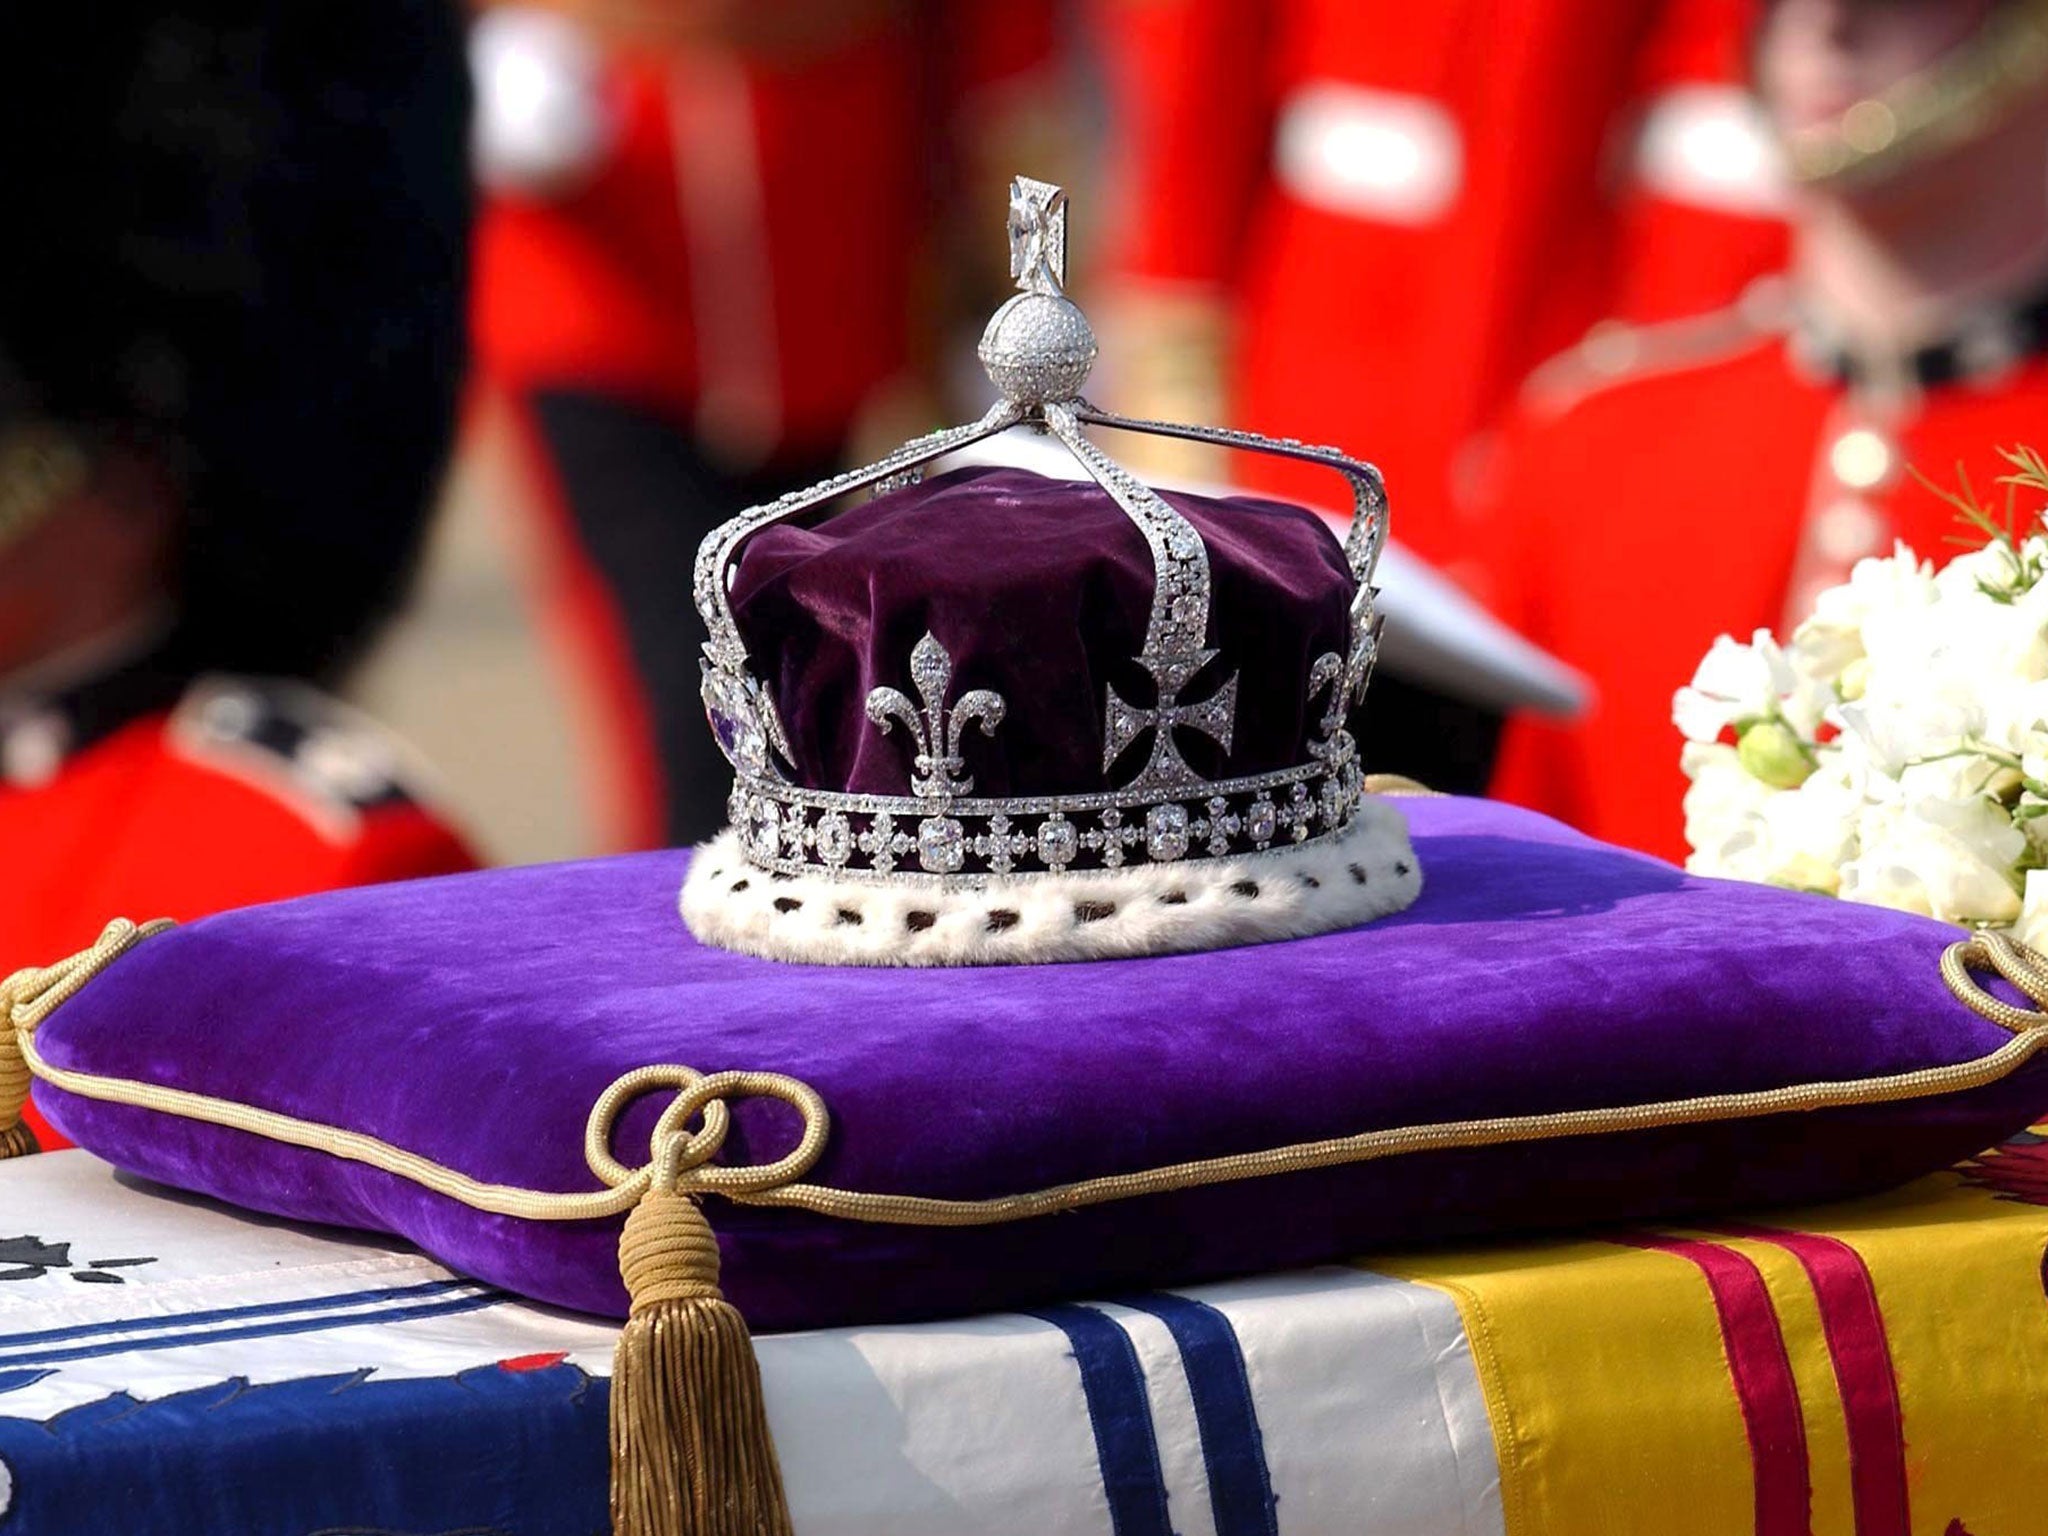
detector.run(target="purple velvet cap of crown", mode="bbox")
[726,465,1353,797]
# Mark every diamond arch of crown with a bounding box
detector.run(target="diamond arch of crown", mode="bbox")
[691,177,1388,887]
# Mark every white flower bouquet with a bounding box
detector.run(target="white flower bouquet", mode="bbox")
[1677,448,2048,946]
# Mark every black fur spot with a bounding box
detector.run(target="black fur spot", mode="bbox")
[772,897,803,914]
[1348,863,1368,885]
[1074,900,1116,923]
[1159,890,1189,906]
[906,910,938,932]
[770,871,795,883]
[731,879,751,893]
[834,908,863,926]
[985,909,1020,933]
[1230,880,1260,899]
[1395,861,1412,877]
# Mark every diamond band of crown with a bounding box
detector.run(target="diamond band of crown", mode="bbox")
[694,177,1389,888]
[729,750,1369,888]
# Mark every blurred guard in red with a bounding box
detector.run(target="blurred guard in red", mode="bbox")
[1091,0,1787,564]
[1,3,480,1150]
[469,1,1063,848]
[1485,0,2048,861]
[1612,0,1793,323]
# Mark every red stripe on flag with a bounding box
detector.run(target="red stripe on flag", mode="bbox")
[1716,1223,1912,1536]
[1615,1233,1811,1536]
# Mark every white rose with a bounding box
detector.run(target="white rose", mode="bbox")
[1681,741,1775,876]
[1788,548,1929,687]
[1837,792,2024,926]
[1674,631,1794,743]
[1901,757,2020,807]
[1807,543,1937,632]
[1837,688,1986,783]
[1682,744,1859,892]
[1981,677,2048,756]
[1789,616,1863,690]
[1896,574,2048,687]
[2017,869,2048,954]
[1750,787,1859,894]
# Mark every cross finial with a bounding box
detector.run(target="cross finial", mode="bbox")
[1104,667,1240,791]
[1007,176,1068,296]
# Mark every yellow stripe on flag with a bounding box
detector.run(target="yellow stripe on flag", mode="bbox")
[1758,1174,2048,1536]
[1371,1163,2048,1536]
[1373,1239,1757,1534]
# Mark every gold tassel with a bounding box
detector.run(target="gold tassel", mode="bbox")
[610,1186,793,1536]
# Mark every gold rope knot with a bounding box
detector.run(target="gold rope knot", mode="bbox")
[584,1065,831,1205]
[1942,930,2048,1033]
[2,918,173,1159]
[619,1189,724,1310]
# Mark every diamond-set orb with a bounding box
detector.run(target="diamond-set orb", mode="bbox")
[978,292,1098,405]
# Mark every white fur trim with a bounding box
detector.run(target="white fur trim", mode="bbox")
[680,796,1421,966]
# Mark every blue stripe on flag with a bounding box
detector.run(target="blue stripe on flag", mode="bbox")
[0,1289,505,1370]
[1029,1304,1174,1536]
[0,1276,486,1352]
[1121,1294,1278,1536]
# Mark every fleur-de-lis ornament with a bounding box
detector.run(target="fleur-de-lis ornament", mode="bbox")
[865,633,1007,799]
[1308,590,1385,752]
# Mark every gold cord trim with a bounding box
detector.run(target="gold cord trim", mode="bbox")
[10,921,2048,1228]
[1361,773,1443,798]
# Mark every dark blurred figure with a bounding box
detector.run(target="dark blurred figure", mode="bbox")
[1485,0,2048,860]
[1,2,480,1145]
[468,1,1067,848]
[1089,0,1787,572]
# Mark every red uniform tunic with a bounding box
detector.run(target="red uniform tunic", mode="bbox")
[4,674,476,1149]
[468,5,1058,848]
[1609,0,1788,324]
[1480,295,2048,863]
[1095,0,1782,548]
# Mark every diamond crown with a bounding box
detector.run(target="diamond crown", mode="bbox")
[694,178,1388,887]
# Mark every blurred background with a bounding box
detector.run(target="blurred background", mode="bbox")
[11,0,2048,991]
[368,0,1790,867]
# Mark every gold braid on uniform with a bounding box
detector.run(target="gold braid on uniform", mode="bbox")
[1785,0,2048,187]
[0,424,89,553]
[9,917,2048,1532]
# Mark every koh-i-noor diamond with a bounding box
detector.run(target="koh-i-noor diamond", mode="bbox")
[917,816,967,875]
[1037,813,1078,871]
[1145,803,1191,862]
[690,175,1388,888]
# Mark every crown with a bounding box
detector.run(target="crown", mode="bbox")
[684,178,1413,963]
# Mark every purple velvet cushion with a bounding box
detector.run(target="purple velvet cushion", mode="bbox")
[33,796,2048,1331]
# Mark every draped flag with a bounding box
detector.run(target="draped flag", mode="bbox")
[6,1140,2048,1533]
